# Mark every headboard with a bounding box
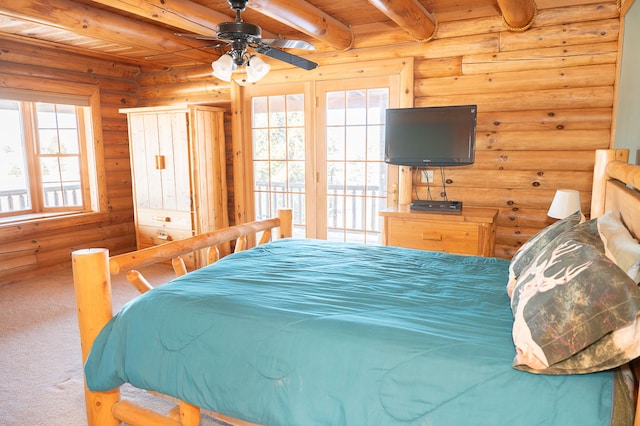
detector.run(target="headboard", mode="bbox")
[591,149,640,239]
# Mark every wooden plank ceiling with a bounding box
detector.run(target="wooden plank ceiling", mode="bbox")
[0,0,536,71]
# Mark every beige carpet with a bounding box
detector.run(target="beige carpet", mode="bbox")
[0,264,229,426]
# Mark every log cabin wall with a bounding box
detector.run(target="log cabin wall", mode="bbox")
[0,1,622,282]
[0,40,141,283]
[134,1,619,259]
[410,2,621,258]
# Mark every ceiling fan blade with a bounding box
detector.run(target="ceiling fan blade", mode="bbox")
[257,46,318,71]
[261,38,316,50]
[175,33,228,43]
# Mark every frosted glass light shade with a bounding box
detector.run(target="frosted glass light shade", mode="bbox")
[547,189,581,219]
[246,55,270,83]
[212,54,235,81]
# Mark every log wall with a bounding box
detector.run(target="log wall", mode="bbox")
[0,1,623,282]
[411,4,621,257]
[0,40,141,283]
[416,3,619,257]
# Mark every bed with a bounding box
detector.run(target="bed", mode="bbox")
[73,149,640,426]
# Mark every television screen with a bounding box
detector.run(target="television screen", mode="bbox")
[384,105,477,167]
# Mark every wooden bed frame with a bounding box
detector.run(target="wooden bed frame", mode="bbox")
[73,149,640,426]
[73,209,292,426]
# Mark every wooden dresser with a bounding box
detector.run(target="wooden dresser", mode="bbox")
[120,105,229,268]
[380,205,498,257]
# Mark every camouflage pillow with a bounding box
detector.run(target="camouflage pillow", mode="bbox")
[507,211,582,297]
[510,219,640,374]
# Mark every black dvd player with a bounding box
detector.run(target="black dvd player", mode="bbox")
[410,200,462,212]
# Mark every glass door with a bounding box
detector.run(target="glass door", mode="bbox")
[247,75,399,243]
[250,88,312,239]
[316,83,390,243]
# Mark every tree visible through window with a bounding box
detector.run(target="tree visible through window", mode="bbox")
[0,97,90,218]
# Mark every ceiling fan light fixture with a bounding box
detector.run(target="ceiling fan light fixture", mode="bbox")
[212,53,235,82]
[246,55,270,83]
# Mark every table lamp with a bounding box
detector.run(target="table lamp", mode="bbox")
[547,189,581,219]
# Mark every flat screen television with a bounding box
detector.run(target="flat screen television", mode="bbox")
[384,105,477,167]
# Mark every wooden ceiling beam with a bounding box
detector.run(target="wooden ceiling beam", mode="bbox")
[248,0,353,51]
[89,0,227,38]
[0,0,215,63]
[496,0,537,31]
[367,0,437,42]
[89,0,276,39]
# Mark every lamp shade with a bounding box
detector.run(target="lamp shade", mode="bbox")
[547,189,581,219]
[246,55,270,83]
[212,54,235,81]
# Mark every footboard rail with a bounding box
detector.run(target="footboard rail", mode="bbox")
[72,209,292,426]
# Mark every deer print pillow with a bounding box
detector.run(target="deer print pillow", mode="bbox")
[510,219,640,374]
[507,211,582,298]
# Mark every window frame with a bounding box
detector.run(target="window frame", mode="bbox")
[0,77,107,223]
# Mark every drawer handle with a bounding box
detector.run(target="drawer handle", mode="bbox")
[157,231,172,241]
[421,231,443,241]
[154,216,171,222]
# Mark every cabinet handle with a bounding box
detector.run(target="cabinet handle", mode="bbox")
[155,155,166,170]
[157,231,172,241]
[421,231,442,241]
[154,216,171,222]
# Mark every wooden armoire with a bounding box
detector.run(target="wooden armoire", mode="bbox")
[120,105,229,268]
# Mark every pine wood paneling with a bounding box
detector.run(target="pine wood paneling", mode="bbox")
[418,64,616,96]
[476,109,612,131]
[462,42,619,75]
[0,39,141,80]
[417,86,614,111]
[476,129,610,150]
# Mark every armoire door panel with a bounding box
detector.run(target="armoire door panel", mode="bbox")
[121,105,229,268]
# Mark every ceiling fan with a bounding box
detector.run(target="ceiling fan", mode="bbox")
[178,0,318,82]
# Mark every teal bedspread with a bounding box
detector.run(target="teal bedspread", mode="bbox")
[85,239,616,425]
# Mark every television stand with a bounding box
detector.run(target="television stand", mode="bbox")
[410,200,462,212]
[379,205,498,257]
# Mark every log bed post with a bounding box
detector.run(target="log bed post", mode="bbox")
[591,149,629,217]
[278,208,293,238]
[72,248,120,426]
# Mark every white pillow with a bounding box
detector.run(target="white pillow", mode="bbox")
[597,210,640,283]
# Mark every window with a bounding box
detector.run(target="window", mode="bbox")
[0,83,105,221]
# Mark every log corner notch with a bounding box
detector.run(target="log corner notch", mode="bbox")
[497,0,537,32]
[367,0,438,42]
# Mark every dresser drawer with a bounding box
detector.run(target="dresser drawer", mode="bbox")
[386,217,483,255]
[381,206,497,257]
[137,208,193,231]
[137,225,194,246]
